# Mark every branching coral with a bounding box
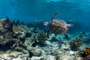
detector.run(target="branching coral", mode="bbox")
[0,24,3,27]
[1,17,14,32]
[13,19,21,33]
[31,31,47,47]
[0,31,19,49]
[70,37,84,51]
[0,18,21,33]
[37,31,47,44]
[13,25,21,33]
[0,18,24,50]
[77,47,90,60]
[73,37,83,47]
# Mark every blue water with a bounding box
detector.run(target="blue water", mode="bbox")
[0,0,90,24]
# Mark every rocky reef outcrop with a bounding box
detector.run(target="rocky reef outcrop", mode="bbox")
[0,18,89,60]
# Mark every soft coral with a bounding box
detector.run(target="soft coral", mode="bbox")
[77,47,90,60]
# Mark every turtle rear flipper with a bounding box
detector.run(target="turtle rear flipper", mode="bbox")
[64,33,69,39]
[51,12,58,21]
[47,29,50,38]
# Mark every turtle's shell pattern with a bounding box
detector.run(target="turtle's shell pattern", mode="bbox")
[49,20,68,34]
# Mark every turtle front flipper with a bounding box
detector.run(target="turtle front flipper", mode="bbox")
[64,33,69,39]
[47,29,50,38]
[51,12,58,21]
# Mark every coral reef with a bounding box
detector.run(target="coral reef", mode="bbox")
[0,18,25,50]
[0,18,89,60]
[0,18,21,33]
[1,17,14,32]
[13,25,21,33]
[27,47,42,57]
[77,47,90,60]
[0,30,18,49]
[70,37,84,51]
[37,31,47,44]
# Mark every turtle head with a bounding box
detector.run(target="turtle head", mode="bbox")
[43,22,49,26]
[67,24,73,27]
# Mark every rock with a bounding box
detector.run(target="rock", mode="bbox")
[27,47,42,57]
[55,50,77,60]
[61,43,70,51]
[20,54,29,58]
[69,51,75,54]
[56,55,61,60]
[48,34,55,40]
[43,55,56,60]
[19,32,25,39]
[21,57,28,60]
[54,49,61,55]
[9,55,17,58]
[45,41,51,45]
[13,57,22,60]
[31,56,43,60]
[25,32,32,37]
[8,52,22,58]
[27,57,31,60]
[22,50,29,54]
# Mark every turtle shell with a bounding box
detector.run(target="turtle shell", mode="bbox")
[49,20,68,34]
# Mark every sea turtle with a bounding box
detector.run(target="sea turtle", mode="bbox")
[43,12,73,39]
